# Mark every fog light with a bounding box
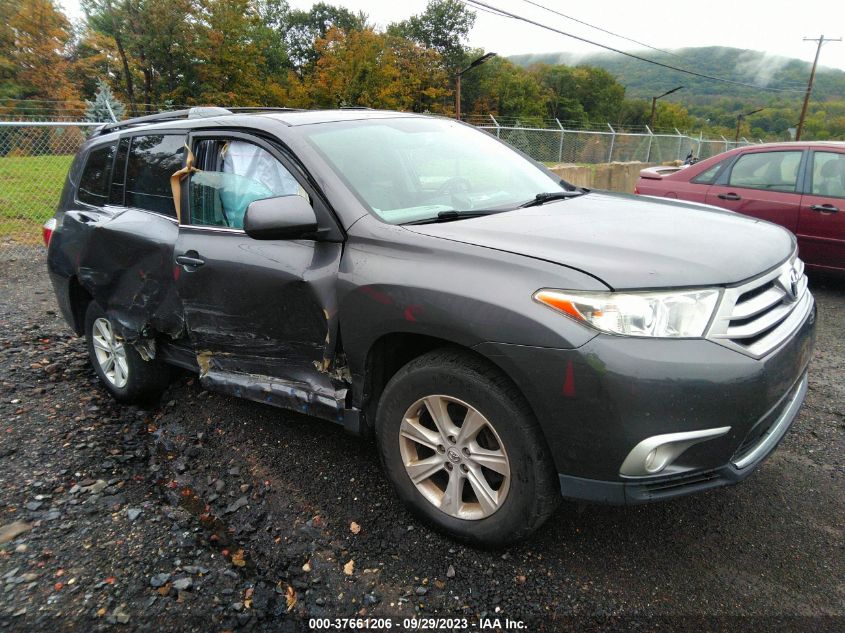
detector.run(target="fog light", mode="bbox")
[620,426,731,477]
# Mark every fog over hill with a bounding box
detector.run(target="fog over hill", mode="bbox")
[510,47,845,104]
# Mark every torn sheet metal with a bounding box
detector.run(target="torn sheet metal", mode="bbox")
[197,351,348,423]
[65,207,185,343]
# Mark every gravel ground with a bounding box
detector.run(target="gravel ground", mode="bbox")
[0,249,843,632]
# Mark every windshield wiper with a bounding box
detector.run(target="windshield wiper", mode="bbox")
[518,190,586,208]
[402,209,501,225]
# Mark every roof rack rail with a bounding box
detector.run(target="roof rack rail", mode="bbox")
[225,107,306,113]
[98,106,233,134]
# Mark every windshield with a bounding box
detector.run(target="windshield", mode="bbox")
[302,117,569,224]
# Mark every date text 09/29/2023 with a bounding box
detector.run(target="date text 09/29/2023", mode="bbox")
[308,616,528,630]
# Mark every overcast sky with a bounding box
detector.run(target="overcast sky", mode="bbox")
[59,0,845,72]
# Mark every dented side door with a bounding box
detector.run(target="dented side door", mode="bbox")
[173,130,346,422]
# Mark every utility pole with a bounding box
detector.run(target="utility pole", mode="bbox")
[796,35,841,141]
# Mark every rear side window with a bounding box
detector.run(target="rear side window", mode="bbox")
[77,142,117,207]
[125,134,185,216]
[691,160,725,185]
[727,151,802,192]
[810,151,845,198]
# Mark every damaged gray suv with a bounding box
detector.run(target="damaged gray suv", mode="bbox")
[45,108,816,545]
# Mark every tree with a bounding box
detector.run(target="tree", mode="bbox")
[85,77,126,121]
[461,57,546,120]
[307,27,448,112]
[285,2,367,73]
[0,0,79,108]
[388,0,475,73]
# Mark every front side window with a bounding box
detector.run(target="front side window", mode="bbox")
[302,117,567,224]
[77,142,117,207]
[810,151,845,198]
[125,134,185,216]
[728,151,802,192]
[188,139,307,229]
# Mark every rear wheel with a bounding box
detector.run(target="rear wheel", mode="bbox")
[376,349,559,546]
[84,302,170,404]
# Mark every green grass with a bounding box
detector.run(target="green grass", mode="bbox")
[0,154,73,242]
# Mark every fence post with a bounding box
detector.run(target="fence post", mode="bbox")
[720,135,729,152]
[698,132,703,159]
[645,125,654,163]
[607,123,615,163]
[555,118,564,163]
[674,128,684,161]
[489,114,501,139]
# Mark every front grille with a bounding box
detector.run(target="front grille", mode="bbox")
[707,256,813,358]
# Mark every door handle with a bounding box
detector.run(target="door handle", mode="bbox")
[176,254,205,267]
[717,192,741,201]
[809,203,839,213]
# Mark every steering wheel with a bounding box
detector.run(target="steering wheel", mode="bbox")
[436,177,472,196]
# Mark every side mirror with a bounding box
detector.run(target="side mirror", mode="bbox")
[243,195,318,240]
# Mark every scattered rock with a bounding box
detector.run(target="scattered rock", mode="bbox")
[127,508,142,521]
[446,565,456,578]
[0,521,32,544]
[150,573,171,588]
[172,577,193,591]
[224,496,248,515]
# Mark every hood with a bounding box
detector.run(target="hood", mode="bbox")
[404,192,794,290]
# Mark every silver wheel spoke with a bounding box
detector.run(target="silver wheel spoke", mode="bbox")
[406,454,445,484]
[400,418,440,451]
[423,396,459,439]
[92,336,110,352]
[468,445,509,475]
[466,466,499,515]
[103,356,115,373]
[457,409,487,444]
[439,468,463,515]
[113,356,124,384]
[95,320,112,342]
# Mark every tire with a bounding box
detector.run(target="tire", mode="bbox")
[375,348,559,547]
[84,301,170,404]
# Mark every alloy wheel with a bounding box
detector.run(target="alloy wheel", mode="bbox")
[91,317,129,389]
[399,395,510,520]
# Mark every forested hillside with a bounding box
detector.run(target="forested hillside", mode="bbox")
[512,47,845,139]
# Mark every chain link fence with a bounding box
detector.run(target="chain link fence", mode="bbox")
[0,113,756,252]
[472,115,755,164]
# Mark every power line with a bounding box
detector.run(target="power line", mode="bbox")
[462,0,806,93]
[518,0,680,58]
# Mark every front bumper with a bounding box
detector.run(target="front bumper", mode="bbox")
[558,371,807,504]
[474,299,816,505]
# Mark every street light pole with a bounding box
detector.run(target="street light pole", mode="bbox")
[735,108,764,143]
[455,52,496,120]
[649,86,683,130]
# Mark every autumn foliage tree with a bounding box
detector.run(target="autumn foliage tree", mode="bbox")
[0,0,79,112]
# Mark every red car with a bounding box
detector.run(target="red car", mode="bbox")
[635,142,845,273]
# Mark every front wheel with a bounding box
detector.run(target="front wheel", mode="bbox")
[375,349,559,547]
[84,302,170,404]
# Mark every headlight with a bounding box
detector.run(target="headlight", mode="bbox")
[533,288,720,338]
